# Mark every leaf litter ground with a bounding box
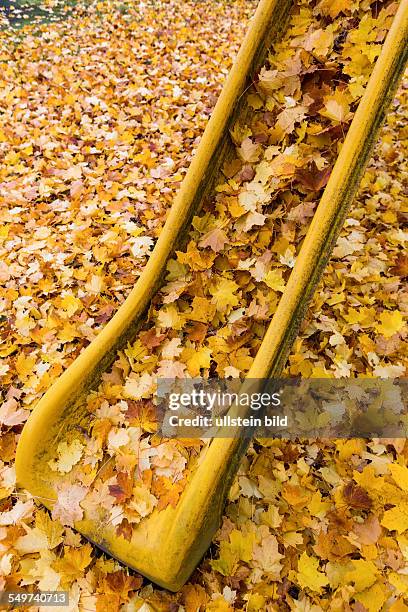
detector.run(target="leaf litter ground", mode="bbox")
[0,0,407,610]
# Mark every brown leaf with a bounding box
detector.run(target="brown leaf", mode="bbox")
[198,228,229,253]
[139,328,166,349]
[353,515,382,545]
[181,584,208,612]
[187,322,208,343]
[116,519,133,543]
[296,163,332,191]
[390,254,408,278]
[102,570,143,599]
[343,482,372,510]
[125,400,158,432]
[108,472,133,503]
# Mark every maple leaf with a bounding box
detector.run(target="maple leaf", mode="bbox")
[35,510,64,549]
[156,359,186,378]
[126,400,158,433]
[15,525,49,554]
[130,236,154,258]
[139,328,166,349]
[355,583,388,612]
[238,137,261,163]
[283,483,311,508]
[20,550,61,591]
[211,278,240,312]
[187,321,208,343]
[375,311,404,338]
[181,584,209,612]
[381,503,408,534]
[100,570,143,601]
[252,530,283,577]
[390,254,408,278]
[332,230,365,258]
[345,559,378,592]
[297,551,328,593]
[320,90,352,123]
[199,228,229,252]
[109,472,134,503]
[0,398,29,427]
[257,67,282,95]
[303,27,334,58]
[51,484,87,527]
[353,515,382,545]
[59,293,82,317]
[316,0,352,19]
[389,464,408,492]
[0,500,34,526]
[296,163,332,191]
[287,200,317,224]
[54,544,93,583]
[342,481,372,510]
[124,372,155,400]
[48,439,84,474]
[127,483,158,518]
[236,211,267,233]
[187,296,216,325]
[116,518,133,543]
[161,338,183,359]
[186,346,212,376]
[263,269,286,292]
[276,105,307,134]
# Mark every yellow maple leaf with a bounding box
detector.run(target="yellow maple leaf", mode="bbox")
[157,304,184,330]
[246,594,266,612]
[345,559,378,592]
[317,0,352,18]
[54,544,93,583]
[297,551,328,593]
[124,372,155,400]
[389,572,408,595]
[238,137,261,163]
[48,439,84,474]
[320,90,352,123]
[309,490,331,517]
[375,310,405,338]
[59,293,82,317]
[354,582,388,612]
[211,278,240,312]
[15,353,36,379]
[389,464,408,492]
[206,598,233,612]
[304,27,334,58]
[36,510,64,549]
[390,599,408,612]
[15,526,49,554]
[211,529,255,576]
[181,584,209,612]
[252,533,283,577]
[58,322,79,343]
[20,550,61,591]
[188,296,216,323]
[185,346,212,376]
[263,269,286,292]
[381,503,408,534]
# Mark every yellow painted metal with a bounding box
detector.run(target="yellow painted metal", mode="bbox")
[15,0,408,592]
